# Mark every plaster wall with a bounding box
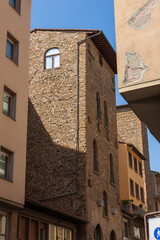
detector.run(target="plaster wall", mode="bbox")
[114,0,160,90]
[0,0,31,206]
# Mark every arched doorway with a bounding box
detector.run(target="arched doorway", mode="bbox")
[94,224,103,240]
[110,230,116,240]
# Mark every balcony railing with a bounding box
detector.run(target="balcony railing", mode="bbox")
[132,204,146,217]
[121,201,146,217]
[121,201,132,214]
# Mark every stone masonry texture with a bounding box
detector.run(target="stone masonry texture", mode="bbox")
[27,30,122,240]
[116,105,154,212]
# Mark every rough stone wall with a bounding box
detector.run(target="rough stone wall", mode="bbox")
[27,30,87,219]
[150,172,156,196]
[116,105,154,212]
[85,39,122,240]
[27,30,122,240]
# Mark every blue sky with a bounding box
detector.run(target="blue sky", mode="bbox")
[31,0,160,172]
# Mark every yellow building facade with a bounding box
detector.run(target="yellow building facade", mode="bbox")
[118,141,147,211]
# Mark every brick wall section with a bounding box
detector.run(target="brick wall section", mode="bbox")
[116,105,154,211]
[27,31,87,218]
[27,30,122,240]
[85,39,122,240]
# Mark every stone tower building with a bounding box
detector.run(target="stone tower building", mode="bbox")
[27,29,122,240]
[116,105,154,212]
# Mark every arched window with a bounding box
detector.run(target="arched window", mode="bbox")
[110,154,115,184]
[94,224,103,240]
[96,92,101,120]
[104,101,109,127]
[110,230,116,240]
[93,140,98,173]
[45,48,60,69]
[103,191,108,216]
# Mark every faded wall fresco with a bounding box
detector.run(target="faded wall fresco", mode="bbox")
[123,51,149,85]
[128,0,160,30]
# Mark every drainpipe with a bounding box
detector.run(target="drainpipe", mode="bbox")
[38,30,102,201]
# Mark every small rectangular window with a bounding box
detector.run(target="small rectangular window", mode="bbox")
[0,214,7,239]
[135,183,139,199]
[130,179,134,196]
[9,0,21,14]
[6,32,19,65]
[134,157,138,172]
[140,187,144,203]
[139,162,143,176]
[128,151,132,168]
[0,147,14,181]
[3,86,16,119]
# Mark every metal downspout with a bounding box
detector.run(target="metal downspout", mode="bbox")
[38,30,102,201]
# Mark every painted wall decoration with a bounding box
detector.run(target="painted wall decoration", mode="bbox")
[128,0,160,30]
[123,51,149,85]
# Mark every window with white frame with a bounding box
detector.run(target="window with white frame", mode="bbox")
[0,214,7,240]
[45,48,60,69]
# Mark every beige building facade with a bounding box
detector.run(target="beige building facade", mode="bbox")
[114,0,160,142]
[0,0,31,239]
[27,29,122,240]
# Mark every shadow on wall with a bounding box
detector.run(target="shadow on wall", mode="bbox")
[26,98,86,217]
